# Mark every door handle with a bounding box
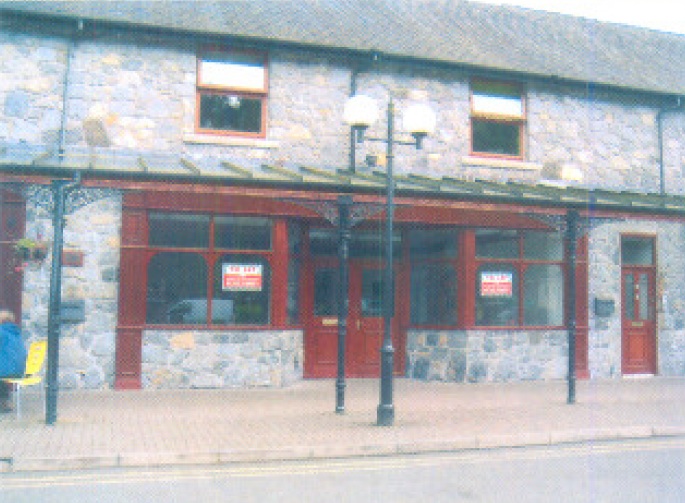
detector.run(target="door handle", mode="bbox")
[357,319,361,330]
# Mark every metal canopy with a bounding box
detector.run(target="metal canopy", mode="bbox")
[3,142,685,215]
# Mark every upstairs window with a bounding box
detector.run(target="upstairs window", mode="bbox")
[470,80,525,158]
[197,49,268,137]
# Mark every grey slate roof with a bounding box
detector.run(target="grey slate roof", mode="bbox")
[2,0,685,97]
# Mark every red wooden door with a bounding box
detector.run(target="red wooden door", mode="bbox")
[304,260,403,378]
[304,261,340,378]
[621,268,656,374]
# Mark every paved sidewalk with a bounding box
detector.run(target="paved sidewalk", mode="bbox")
[1,377,684,472]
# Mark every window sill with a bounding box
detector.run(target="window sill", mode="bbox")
[184,133,279,149]
[462,156,542,171]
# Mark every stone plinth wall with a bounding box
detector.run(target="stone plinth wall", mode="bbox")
[142,330,303,389]
[406,330,568,383]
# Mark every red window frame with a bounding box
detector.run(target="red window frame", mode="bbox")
[470,229,565,329]
[144,212,277,328]
[196,47,268,139]
[470,79,526,160]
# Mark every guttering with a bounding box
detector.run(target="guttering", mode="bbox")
[657,96,684,196]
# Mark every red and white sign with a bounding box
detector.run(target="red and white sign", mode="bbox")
[222,264,263,291]
[480,272,513,297]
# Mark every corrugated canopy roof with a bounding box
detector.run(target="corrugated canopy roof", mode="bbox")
[3,0,685,96]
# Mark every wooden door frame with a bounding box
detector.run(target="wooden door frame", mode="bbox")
[620,235,657,375]
[303,255,407,378]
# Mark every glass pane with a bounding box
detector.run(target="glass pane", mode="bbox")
[309,229,337,257]
[410,264,457,325]
[199,93,263,133]
[146,252,208,324]
[213,255,270,325]
[524,231,563,260]
[287,222,302,324]
[476,265,518,326]
[361,269,384,317]
[472,119,521,156]
[476,230,519,259]
[149,213,210,248]
[624,274,635,321]
[639,273,651,321]
[472,81,523,117]
[409,229,457,259]
[309,229,401,258]
[621,237,654,265]
[523,265,564,326]
[215,216,271,250]
[288,221,303,255]
[314,268,338,316]
[199,52,265,91]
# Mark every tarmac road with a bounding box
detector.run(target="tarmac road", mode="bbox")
[2,437,684,503]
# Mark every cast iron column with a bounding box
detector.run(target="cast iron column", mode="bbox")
[377,100,396,426]
[46,180,71,425]
[566,209,578,404]
[336,195,352,413]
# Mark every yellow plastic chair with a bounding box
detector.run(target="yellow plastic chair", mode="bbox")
[2,340,47,419]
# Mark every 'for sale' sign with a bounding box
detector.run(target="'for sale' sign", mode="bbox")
[222,264,263,291]
[480,271,513,297]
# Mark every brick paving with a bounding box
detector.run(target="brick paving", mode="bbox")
[1,378,684,472]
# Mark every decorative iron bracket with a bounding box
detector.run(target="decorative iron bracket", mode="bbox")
[281,197,386,227]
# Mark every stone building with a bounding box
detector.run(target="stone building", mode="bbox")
[2,1,685,391]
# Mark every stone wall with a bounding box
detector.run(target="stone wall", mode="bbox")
[406,330,568,383]
[142,329,303,389]
[588,218,685,378]
[3,29,683,194]
[21,190,122,389]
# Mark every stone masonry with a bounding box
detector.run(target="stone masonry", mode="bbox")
[142,329,303,389]
[4,20,685,389]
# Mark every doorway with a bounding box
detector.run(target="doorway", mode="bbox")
[304,257,404,379]
[621,236,657,375]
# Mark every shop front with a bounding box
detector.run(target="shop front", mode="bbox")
[110,178,591,389]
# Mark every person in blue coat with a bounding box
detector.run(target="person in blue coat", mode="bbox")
[0,310,27,413]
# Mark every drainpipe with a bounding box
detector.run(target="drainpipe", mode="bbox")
[349,67,358,172]
[657,96,684,196]
[57,20,83,163]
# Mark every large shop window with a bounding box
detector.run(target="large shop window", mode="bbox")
[146,213,273,326]
[475,230,563,327]
[471,80,525,158]
[409,229,458,326]
[197,48,268,137]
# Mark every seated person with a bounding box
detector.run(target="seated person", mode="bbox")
[0,310,27,413]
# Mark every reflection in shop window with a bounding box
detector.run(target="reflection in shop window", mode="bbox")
[146,252,208,324]
[476,265,518,326]
[523,265,563,326]
[213,255,271,325]
[409,228,458,326]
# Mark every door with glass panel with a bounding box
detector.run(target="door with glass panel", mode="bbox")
[305,260,400,378]
[621,236,657,375]
[304,228,404,378]
[304,261,340,378]
[347,263,401,377]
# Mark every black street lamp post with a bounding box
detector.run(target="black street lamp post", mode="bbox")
[344,95,436,426]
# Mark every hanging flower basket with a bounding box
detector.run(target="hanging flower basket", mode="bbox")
[14,238,48,261]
